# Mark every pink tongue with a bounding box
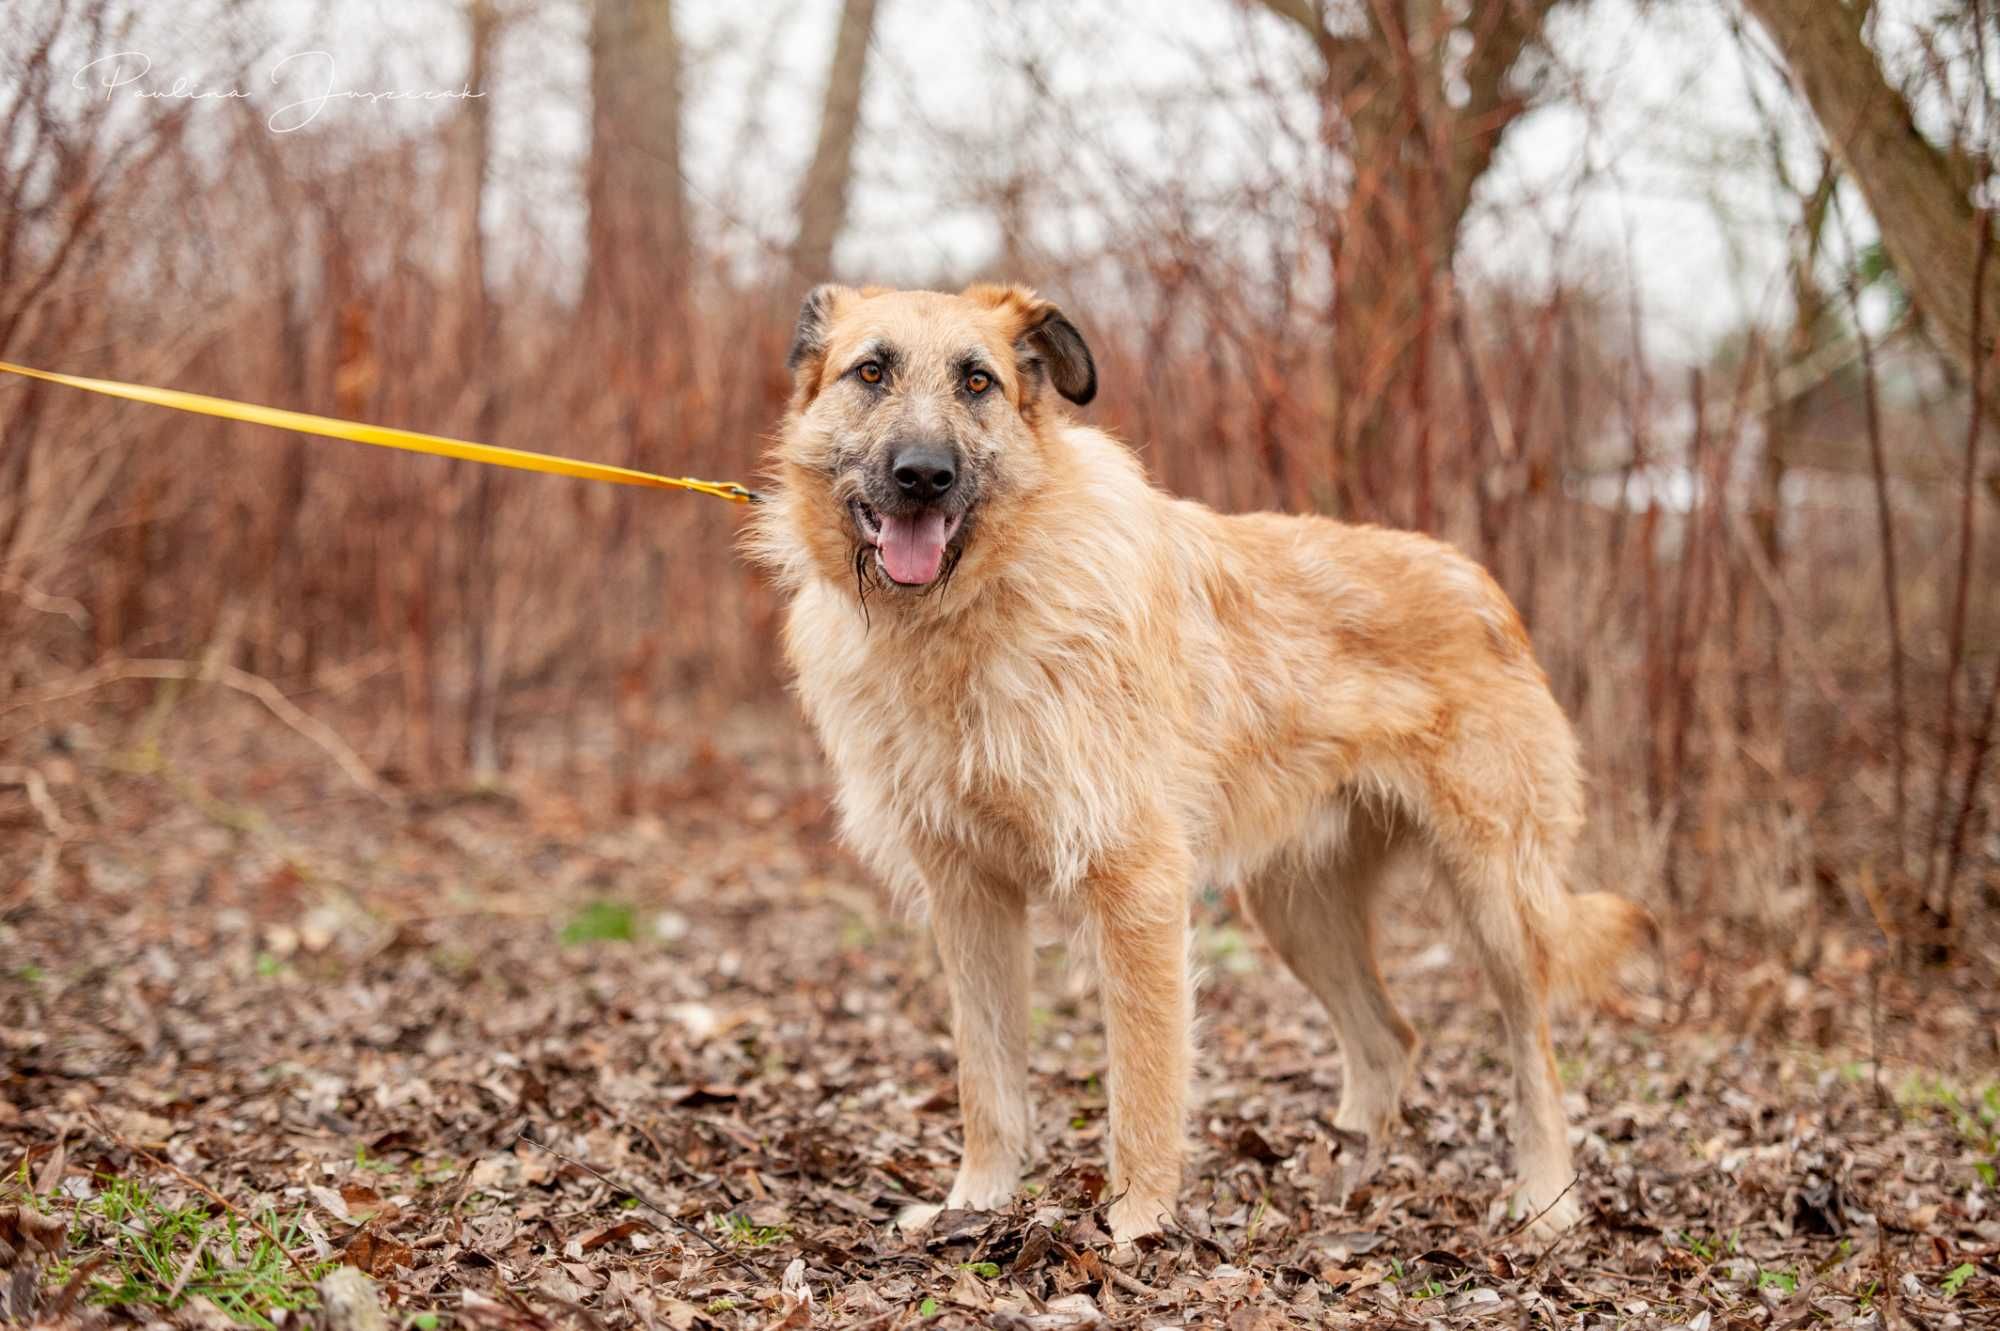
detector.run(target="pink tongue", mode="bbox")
[879,511,950,584]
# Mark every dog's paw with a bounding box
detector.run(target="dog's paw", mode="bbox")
[895,1201,945,1234]
[1331,1100,1399,1141]
[899,1169,1022,1236]
[944,1167,1020,1212]
[1105,1193,1171,1246]
[1324,1131,1383,1209]
[1510,1190,1583,1242]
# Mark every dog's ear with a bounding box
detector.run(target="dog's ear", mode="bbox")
[787,283,855,373]
[965,284,1098,406]
[1017,303,1097,405]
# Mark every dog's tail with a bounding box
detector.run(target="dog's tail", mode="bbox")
[1542,890,1657,1004]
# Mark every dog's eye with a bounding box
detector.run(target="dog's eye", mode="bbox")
[966,370,992,395]
[857,361,883,385]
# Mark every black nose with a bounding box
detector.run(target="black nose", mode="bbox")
[891,445,957,500]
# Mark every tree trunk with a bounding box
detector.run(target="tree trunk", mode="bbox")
[1257,0,1557,525]
[792,0,882,280]
[1742,0,1999,381]
[584,0,690,328]
[458,0,504,781]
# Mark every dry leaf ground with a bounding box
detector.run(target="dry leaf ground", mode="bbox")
[3,695,1998,1329]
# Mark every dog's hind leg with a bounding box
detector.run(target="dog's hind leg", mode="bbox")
[926,875,1033,1216]
[1433,844,1581,1238]
[1240,818,1417,1141]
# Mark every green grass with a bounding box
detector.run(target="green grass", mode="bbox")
[1675,1228,1739,1263]
[558,900,638,945]
[35,1175,335,1328]
[711,1212,788,1246]
[1896,1075,2000,1188]
[352,1144,398,1174]
[1896,1075,1999,1146]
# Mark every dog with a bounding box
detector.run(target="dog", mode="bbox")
[747,282,1653,1244]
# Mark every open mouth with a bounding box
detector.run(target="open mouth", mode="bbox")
[851,500,965,587]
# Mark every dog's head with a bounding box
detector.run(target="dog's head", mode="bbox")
[756,283,1096,602]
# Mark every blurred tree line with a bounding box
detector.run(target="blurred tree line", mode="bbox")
[0,0,1995,952]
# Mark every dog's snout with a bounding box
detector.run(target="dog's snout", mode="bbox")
[891,445,957,500]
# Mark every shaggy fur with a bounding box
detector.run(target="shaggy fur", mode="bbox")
[747,282,1654,1244]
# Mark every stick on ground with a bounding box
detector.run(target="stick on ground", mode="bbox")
[515,1131,764,1280]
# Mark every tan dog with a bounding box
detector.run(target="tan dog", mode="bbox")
[748,282,1651,1243]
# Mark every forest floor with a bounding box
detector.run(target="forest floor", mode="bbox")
[3,694,1999,1330]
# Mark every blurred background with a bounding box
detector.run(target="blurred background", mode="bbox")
[2,0,1996,966]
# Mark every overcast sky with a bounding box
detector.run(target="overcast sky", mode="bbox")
[46,0,1921,362]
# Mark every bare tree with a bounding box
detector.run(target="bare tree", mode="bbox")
[1742,0,1998,384]
[1254,0,1559,526]
[458,0,505,781]
[584,0,690,323]
[792,0,882,280]
[1744,0,2000,936]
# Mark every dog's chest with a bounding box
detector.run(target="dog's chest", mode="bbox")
[858,636,1095,799]
[790,594,1151,884]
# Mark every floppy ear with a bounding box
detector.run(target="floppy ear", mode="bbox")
[1015,303,1097,406]
[787,283,854,372]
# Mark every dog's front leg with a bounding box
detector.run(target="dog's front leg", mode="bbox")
[1088,840,1192,1245]
[929,877,1032,1214]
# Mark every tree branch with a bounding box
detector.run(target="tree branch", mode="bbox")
[792,0,883,279]
[1741,0,1999,383]
[1444,0,1556,231]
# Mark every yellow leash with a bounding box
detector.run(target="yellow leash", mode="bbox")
[0,360,758,504]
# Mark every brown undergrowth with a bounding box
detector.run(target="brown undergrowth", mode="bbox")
[2,695,1996,1329]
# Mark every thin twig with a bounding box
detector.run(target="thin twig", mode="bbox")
[1835,202,1910,873]
[1,657,400,806]
[163,1231,211,1305]
[0,574,90,630]
[1868,954,1889,1109]
[0,764,72,838]
[1928,214,1993,922]
[1726,508,1903,814]
[1661,367,1709,901]
[1106,1264,1161,1299]
[1524,1222,1580,1281]
[1939,656,2000,915]
[89,1110,318,1289]
[841,1311,901,1331]
[514,1131,762,1280]
[1488,1172,1581,1250]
